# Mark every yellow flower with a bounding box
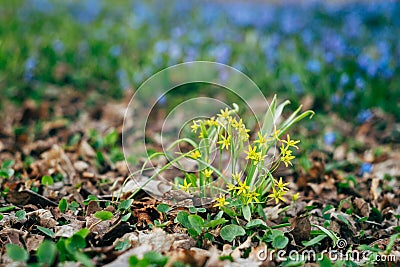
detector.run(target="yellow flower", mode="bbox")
[239,127,250,141]
[245,190,261,204]
[227,183,237,193]
[236,180,250,195]
[206,117,219,127]
[180,179,192,193]
[267,187,287,204]
[217,107,230,119]
[280,144,295,167]
[232,118,244,129]
[191,121,199,133]
[271,125,281,141]
[218,134,231,150]
[274,177,289,192]
[189,150,201,159]
[292,193,300,202]
[231,172,242,182]
[214,195,229,208]
[199,131,205,139]
[254,132,267,147]
[282,134,300,149]
[202,169,213,178]
[245,145,266,165]
[245,145,258,161]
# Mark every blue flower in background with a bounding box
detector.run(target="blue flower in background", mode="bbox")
[360,162,372,175]
[356,109,373,124]
[306,59,321,74]
[323,132,336,146]
[24,57,37,81]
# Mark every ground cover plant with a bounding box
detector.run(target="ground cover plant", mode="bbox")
[0,0,399,266]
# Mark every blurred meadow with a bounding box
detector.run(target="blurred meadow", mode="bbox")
[1,0,399,119]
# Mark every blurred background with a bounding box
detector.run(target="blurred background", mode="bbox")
[0,0,399,122]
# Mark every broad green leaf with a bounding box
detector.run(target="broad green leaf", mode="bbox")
[75,228,90,238]
[0,214,3,221]
[2,159,15,169]
[94,211,113,221]
[176,211,191,229]
[74,251,94,267]
[15,210,26,221]
[156,203,172,213]
[119,199,134,211]
[121,213,131,222]
[302,234,327,247]
[37,240,57,265]
[188,215,204,234]
[220,224,246,242]
[41,175,54,186]
[272,235,289,249]
[245,219,267,229]
[242,205,251,221]
[37,226,55,237]
[203,218,227,228]
[6,244,28,262]
[0,205,16,212]
[59,198,68,213]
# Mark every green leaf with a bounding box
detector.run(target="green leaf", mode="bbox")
[41,175,54,186]
[37,226,55,237]
[188,215,204,234]
[312,225,339,247]
[302,234,327,247]
[0,205,16,212]
[74,251,94,267]
[59,198,68,213]
[37,240,57,265]
[2,159,15,169]
[75,228,90,238]
[189,206,197,213]
[143,251,169,265]
[220,224,246,242]
[156,203,172,213]
[15,210,26,221]
[203,218,227,228]
[176,211,191,229]
[119,199,134,211]
[0,214,3,221]
[385,233,400,254]
[272,235,289,249]
[242,205,251,221]
[6,244,28,262]
[94,211,113,221]
[121,213,131,222]
[245,219,267,229]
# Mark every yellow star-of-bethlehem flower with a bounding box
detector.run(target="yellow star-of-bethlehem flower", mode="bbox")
[245,145,258,161]
[214,195,229,208]
[274,177,290,192]
[280,144,295,167]
[217,107,230,119]
[236,180,250,195]
[267,187,287,204]
[180,179,192,193]
[245,190,261,204]
[231,172,242,182]
[189,150,201,159]
[282,134,300,149]
[206,117,219,127]
[254,132,267,147]
[292,193,300,202]
[191,121,199,133]
[217,134,231,150]
[202,169,213,178]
